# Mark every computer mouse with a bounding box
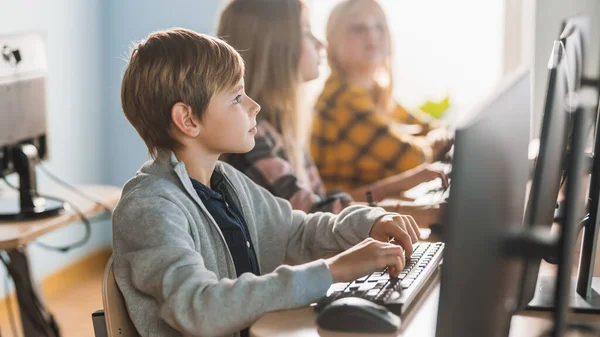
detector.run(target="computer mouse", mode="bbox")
[316,297,401,333]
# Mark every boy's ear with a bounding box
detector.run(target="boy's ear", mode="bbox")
[171,102,200,137]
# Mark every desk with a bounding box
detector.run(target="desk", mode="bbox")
[0,184,121,250]
[0,182,121,337]
[251,231,600,337]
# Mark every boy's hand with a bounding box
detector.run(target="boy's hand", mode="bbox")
[370,214,419,257]
[326,238,406,282]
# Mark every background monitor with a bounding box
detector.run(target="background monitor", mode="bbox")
[519,15,600,313]
[518,37,573,310]
[0,32,63,220]
[435,67,531,337]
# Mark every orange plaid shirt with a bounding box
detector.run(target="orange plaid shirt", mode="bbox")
[311,75,435,192]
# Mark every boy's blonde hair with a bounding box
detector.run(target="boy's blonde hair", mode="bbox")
[326,0,394,115]
[121,28,245,159]
[217,0,310,185]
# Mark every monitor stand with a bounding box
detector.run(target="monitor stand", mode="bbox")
[0,144,63,221]
[526,275,600,313]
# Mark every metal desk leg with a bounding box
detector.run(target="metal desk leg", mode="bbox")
[4,247,60,337]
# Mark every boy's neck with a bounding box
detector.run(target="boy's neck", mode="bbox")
[173,147,220,187]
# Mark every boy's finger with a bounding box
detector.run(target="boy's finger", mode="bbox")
[400,216,419,243]
[387,256,404,278]
[381,245,404,257]
[388,223,413,258]
[406,216,421,241]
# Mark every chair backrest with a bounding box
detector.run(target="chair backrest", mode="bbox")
[102,256,141,337]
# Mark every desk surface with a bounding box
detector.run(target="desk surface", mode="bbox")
[251,274,600,337]
[252,284,600,337]
[251,229,600,337]
[0,183,121,250]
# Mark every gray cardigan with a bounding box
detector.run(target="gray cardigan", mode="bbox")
[112,153,392,337]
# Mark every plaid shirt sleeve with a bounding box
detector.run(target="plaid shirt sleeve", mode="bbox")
[391,103,437,135]
[222,121,351,214]
[311,79,434,192]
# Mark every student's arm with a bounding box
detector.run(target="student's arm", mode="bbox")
[391,104,454,157]
[112,194,334,337]
[391,102,439,135]
[348,163,449,201]
[230,168,397,263]
[225,124,351,213]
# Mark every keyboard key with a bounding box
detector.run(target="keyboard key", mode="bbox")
[401,280,413,289]
[358,283,377,291]
[374,281,387,289]
[366,289,380,297]
[356,275,369,282]
[387,291,402,301]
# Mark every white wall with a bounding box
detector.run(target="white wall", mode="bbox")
[0,0,109,294]
[530,0,600,137]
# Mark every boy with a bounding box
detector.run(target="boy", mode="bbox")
[113,28,419,337]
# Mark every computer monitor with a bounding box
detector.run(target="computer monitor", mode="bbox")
[559,16,590,96]
[551,88,598,337]
[435,67,531,337]
[518,39,572,310]
[0,32,63,220]
[518,15,600,313]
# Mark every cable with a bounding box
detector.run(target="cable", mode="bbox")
[0,254,19,337]
[1,176,92,253]
[37,162,113,214]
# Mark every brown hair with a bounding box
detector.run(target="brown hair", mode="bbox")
[217,0,310,183]
[121,28,245,158]
[326,0,394,114]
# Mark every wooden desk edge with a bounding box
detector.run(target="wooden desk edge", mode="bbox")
[0,185,121,250]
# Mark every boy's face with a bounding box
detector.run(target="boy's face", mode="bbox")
[196,78,261,154]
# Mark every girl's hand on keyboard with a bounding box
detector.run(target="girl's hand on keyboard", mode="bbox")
[411,164,449,189]
[326,238,406,282]
[427,128,454,161]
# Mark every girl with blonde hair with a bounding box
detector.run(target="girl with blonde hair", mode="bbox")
[312,0,453,202]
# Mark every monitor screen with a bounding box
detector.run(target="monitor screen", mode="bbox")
[436,68,531,337]
[0,32,48,177]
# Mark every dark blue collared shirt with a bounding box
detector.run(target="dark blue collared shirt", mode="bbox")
[191,172,260,337]
[190,172,260,278]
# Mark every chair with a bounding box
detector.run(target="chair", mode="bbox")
[100,256,140,337]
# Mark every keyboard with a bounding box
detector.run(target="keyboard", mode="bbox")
[315,242,444,315]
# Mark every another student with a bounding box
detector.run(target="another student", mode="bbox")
[218,0,446,218]
[113,28,419,337]
[312,0,453,194]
